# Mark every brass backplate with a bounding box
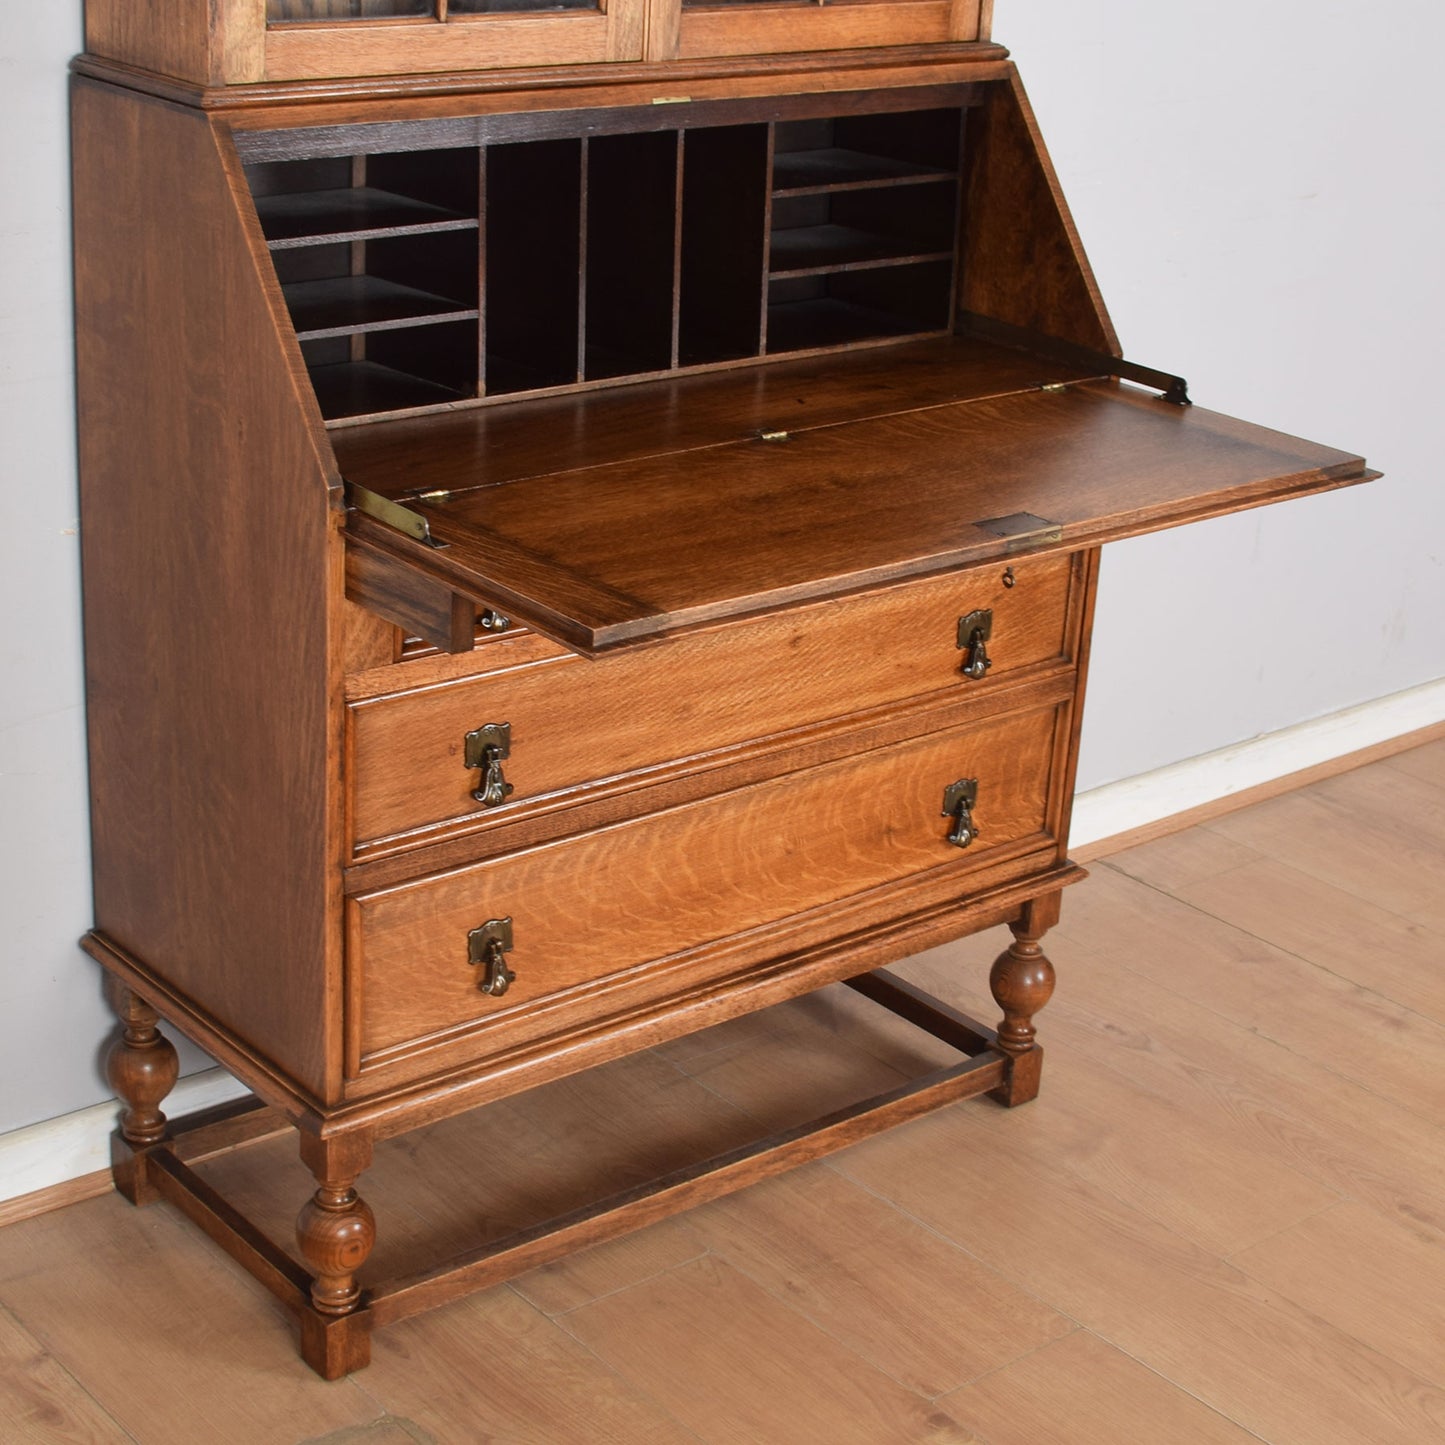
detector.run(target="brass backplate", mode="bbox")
[468,916,514,964]
[956,608,993,648]
[464,722,511,769]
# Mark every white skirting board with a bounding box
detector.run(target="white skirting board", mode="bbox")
[1069,677,1445,850]
[4,676,1443,1211]
[0,1066,251,1209]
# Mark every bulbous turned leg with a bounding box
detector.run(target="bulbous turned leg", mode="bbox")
[104,977,179,1205]
[296,1132,375,1379]
[989,895,1060,1107]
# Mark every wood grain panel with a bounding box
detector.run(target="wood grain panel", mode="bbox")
[75,83,340,1097]
[331,333,1099,501]
[84,0,216,85]
[381,380,1370,654]
[961,66,1119,352]
[349,553,1075,855]
[351,703,1058,1062]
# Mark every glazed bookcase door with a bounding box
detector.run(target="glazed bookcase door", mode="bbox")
[669,0,986,63]
[262,0,646,79]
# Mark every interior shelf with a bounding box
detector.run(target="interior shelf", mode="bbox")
[244,99,968,421]
[769,224,952,277]
[283,276,478,340]
[766,298,923,353]
[771,148,957,195]
[255,187,478,248]
[309,361,470,420]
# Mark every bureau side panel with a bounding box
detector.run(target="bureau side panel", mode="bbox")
[960,65,1119,354]
[74,81,338,1100]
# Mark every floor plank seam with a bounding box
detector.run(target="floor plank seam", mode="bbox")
[1043,1007,1445,1256]
[297,1414,434,1445]
[684,1245,962,1406]
[1082,860,1445,1129]
[1197,800,1445,929]
[939,1322,1084,1395]
[823,1140,1092,1344]
[519,1245,711,1319]
[347,1371,413,1437]
[542,1289,713,1445]
[1218,1199,1347,1267]
[653,1048,782,1128]
[830,1088,1445,1434]
[1100,852,1445,1019]
[1078,1327,1278,1445]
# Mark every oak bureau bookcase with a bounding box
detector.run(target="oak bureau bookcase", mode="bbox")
[74,0,1375,1376]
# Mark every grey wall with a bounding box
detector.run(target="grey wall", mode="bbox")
[1013,4,1445,787]
[1,3,1441,1136]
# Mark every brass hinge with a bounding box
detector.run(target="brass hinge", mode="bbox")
[343,480,439,547]
[976,512,1064,553]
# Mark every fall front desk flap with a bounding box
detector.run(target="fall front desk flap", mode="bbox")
[337,334,1373,656]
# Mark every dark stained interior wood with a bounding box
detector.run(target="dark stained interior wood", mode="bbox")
[254,186,476,246]
[340,361,1371,654]
[333,333,1102,493]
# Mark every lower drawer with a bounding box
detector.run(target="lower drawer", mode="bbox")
[346,697,1064,1081]
[347,553,1077,861]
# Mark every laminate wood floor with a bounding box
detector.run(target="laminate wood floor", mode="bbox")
[3,738,1443,1444]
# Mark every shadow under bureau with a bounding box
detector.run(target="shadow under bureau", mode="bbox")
[72,9,1374,1377]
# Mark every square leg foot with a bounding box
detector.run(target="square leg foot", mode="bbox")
[990,1045,1044,1107]
[110,1132,165,1207]
[298,1304,372,1380]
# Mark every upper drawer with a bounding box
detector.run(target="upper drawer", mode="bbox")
[347,695,1063,1084]
[348,552,1078,860]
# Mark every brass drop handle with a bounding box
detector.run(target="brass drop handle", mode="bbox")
[942,779,980,849]
[957,609,994,681]
[464,722,515,807]
[468,917,516,998]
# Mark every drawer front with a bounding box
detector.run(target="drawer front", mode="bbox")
[348,700,1062,1075]
[349,554,1076,858]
